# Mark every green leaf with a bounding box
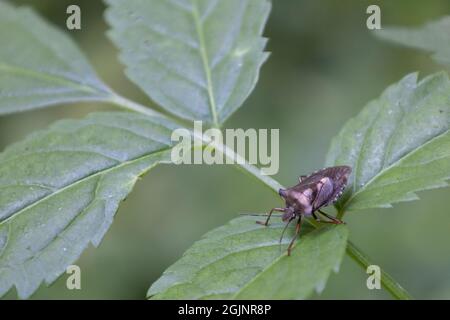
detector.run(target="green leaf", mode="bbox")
[0,112,178,298]
[148,216,348,299]
[374,16,450,67]
[105,0,270,126]
[326,72,450,211]
[0,2,113,115]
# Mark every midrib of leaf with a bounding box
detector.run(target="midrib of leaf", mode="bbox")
[0,147,172,226]
[20,175,102,266]
[381,109,405,169]
[352,106,382,194]
[342,129,450,210]
[0,63,106,96]
[191,1,219,127]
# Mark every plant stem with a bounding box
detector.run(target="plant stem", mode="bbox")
[109,94,162,118]
[108,93,413,300]
[347,241,413,300]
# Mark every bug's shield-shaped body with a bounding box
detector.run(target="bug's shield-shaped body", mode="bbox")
[279,166,351,221]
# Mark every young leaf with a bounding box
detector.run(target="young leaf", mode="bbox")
[148,216,348,299]
[374,16,450,67]
[0,112,178,299]
[0,2,113,115]
[105,0,270,126]
[326,72,450,211]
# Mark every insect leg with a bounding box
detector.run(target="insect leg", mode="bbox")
[287,215,303,256]
[279,216,295,253]
[311,180,325,209]
[318,209,345,224]
[313,177,336,212]
[311,181,343,224]
[311,211,320,222]
[256,207,285,226]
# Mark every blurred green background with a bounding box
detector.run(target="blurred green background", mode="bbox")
[1,0,450,299]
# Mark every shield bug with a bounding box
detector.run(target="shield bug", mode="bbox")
[257,165,351,256]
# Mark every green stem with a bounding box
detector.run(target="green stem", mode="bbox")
[107,93,413,300]
[109,94,162,118]
[347,241,413,300]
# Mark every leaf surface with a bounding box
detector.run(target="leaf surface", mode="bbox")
[0,112,178,298]
[326,72,450,211]
[105,0,270,125]
[148,216,348,299]
[375,16,450,67]
[0,2,112,115]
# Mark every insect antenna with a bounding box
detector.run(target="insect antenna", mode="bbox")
[279,217,295,253]
[238,213,283,217]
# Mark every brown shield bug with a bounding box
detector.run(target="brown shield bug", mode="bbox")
[257,165,351,256]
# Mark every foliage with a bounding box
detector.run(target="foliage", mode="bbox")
[0,0,448,299]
